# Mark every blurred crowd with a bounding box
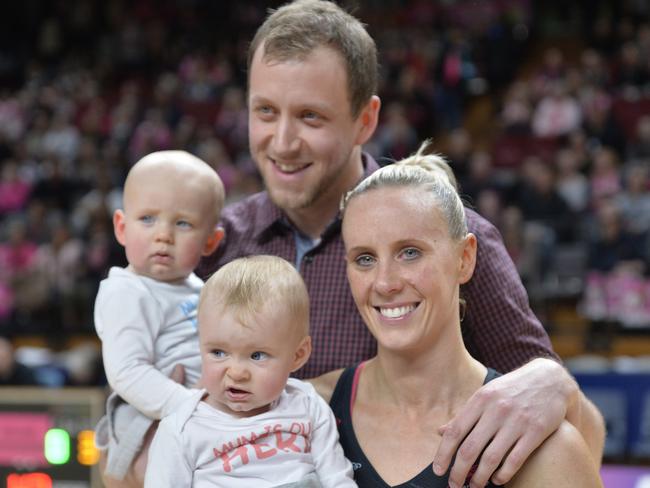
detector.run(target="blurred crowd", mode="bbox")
[0,0,649,386]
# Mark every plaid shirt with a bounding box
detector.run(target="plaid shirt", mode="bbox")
[197,154,558,378]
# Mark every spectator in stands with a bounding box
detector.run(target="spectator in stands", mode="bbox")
[589,146,623,208]
[516,156,575,242]
[555,147,590,215]
[579,49,610,88]
[0,336,38,385]
[580,86,626,154]
[436,28,476,130]
[444,127,473,183]
[500,80,533,134]
[513,156,574,287]
[628,114,650,160]
[581,199,648,328]
[0,219,39,330]
[214,86,249,161]
[128,108,173,163]
[531,47,567,100]
[32,219,89,334]
[42,109,80,165]
[588,199,645,275]
[371,101,419,161]
[615,164,650,236]
[612,41,649,93]
[531,80,582,138]
[458,149,503,206]
[0,160,32,215]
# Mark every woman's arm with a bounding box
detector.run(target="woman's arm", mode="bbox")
[507,421,603,487]
[434,358,605,487]
[564,372,606,465]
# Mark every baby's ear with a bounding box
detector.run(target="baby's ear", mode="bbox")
[202,227,225,256]
[291,336,312,373]
[113,210,127,247]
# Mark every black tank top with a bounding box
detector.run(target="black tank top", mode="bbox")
[330,364,503,487]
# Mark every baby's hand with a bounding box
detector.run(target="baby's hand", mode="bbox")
[169,364,185,385]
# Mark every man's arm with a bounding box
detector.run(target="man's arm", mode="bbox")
[433,358,604,487]
[436,210,604,486]
[461,208,559,371]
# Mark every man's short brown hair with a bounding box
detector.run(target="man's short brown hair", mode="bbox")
[248,0,378,118]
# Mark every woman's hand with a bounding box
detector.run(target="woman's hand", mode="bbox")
[432,358,604,488]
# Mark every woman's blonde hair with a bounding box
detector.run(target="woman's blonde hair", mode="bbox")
[341,140,467,240]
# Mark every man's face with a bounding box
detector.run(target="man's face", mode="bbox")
[248,45,368,213]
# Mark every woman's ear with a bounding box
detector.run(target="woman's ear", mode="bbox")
[458,233,477,284]
[202,227,225,256]
[291,336,312,373]
[113,209,127,247]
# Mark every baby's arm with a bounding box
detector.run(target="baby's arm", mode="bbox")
[95,278,193,419]
[307,384,357,487]
[144,416,192,487]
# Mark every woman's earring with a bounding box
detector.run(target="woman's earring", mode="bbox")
[459,298,467,322]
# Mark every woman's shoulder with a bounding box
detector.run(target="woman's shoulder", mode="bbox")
[508,421,603,487]
[306,368,346,403]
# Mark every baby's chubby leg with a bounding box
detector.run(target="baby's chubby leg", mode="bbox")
[99,364,186,488]
[99,422,157,488]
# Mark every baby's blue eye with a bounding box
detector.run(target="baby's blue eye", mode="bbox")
[211,350,226,358]
[177,220,192,229]
[251,351,268,361]
[140,215,154,224]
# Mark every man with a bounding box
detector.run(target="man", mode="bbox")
[198,1,605,486]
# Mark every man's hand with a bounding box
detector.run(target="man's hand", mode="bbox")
[432,359,578,488]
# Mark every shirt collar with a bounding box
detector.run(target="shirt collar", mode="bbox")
[254,152,381,241]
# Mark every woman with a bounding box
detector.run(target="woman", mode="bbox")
[311,143,602,487]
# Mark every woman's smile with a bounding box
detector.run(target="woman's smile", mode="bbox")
[376,303,419,320]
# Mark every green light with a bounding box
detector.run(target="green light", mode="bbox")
[44,428,70,464]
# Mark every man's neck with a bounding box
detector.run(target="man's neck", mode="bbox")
[285,207,334,240]
[285,149,365,239]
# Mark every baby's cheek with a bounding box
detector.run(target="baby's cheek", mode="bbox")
[260,371,290,401]
[180,244,204,271]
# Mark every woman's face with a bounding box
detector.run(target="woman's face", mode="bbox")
[342,186,476,353]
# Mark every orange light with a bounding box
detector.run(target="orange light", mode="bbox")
[6,472,53,488]
[77,430,100,465]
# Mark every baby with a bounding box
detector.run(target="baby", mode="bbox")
[145,255,356,487]
[94,150,225,483]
